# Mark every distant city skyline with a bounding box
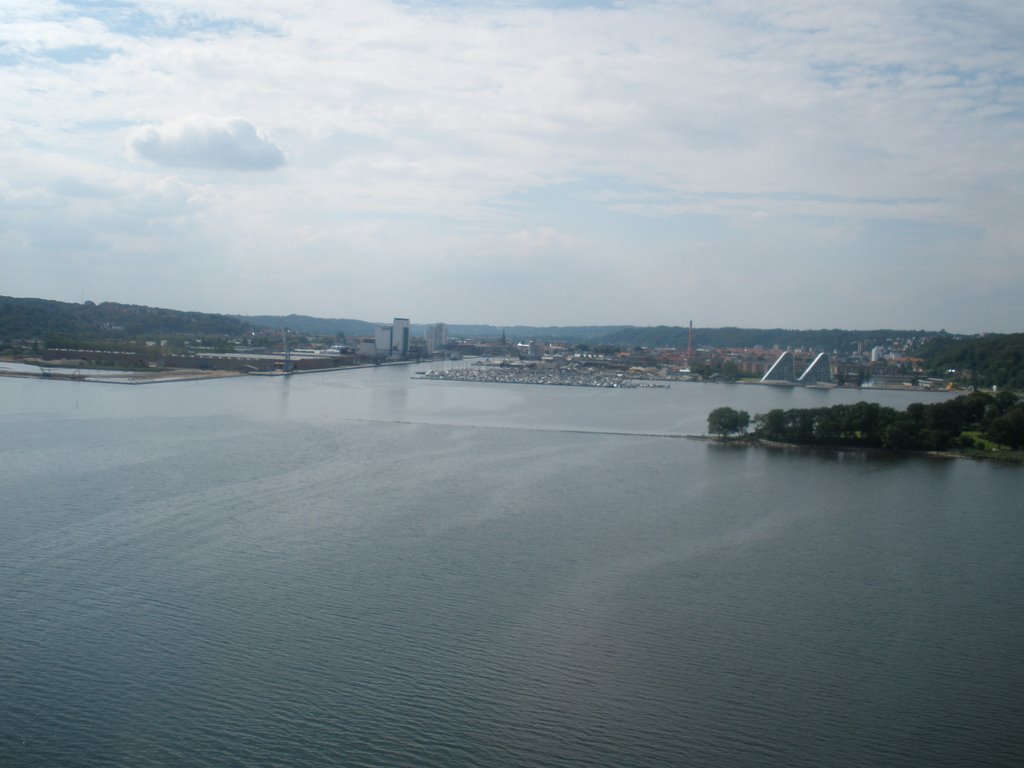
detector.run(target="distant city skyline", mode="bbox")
[2,1,1022,334]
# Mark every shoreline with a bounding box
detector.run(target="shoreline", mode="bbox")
[415,370,670,388]
[0,358,423,384]
[0,367,244,384]
[688,434,1023,465]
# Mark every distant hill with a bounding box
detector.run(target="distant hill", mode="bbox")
[918,333,1024,389]
[0,295,251,342]
[236,314,377,337]
[594,326,949,351]
[444,324,630,342]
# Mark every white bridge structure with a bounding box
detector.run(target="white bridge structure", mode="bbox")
[761,351,833,384]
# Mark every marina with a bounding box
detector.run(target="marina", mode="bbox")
[416,362,671,388]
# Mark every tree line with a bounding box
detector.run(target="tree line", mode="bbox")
[708,391,1024,451]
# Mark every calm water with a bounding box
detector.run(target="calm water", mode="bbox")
[1,366,1022,767]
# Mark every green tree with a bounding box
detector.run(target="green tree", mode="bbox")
[882,420,918,450]
[708,407,750,437]
[754,409,787,441]
[986,406,1024,449]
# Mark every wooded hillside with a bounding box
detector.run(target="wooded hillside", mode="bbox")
[918,333,1024,389]
[594,325,945,351]
[0,296,252,343]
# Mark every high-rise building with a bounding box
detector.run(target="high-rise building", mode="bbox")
[374,325,392,357]
[392,318,410,357]
[431,323,448,350]
[425,323,448,355]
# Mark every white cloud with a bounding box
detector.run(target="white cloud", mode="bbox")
[127,115,286,171]
[2,1,1023,331]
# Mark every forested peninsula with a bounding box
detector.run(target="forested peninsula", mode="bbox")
[706,392,1024,462]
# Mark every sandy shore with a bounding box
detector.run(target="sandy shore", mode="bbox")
[0,365,243,384]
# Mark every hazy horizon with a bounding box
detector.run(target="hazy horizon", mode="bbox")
[3,1,1022,334]
[4,292,977,337]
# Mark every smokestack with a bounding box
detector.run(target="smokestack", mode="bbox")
[688,320,694,359]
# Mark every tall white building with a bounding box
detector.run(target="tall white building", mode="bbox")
[374,325,392,357]
[431,323,448,349]
[392,318,410,357]
[425,323,448,355]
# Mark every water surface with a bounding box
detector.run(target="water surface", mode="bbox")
[1,368,1021,766]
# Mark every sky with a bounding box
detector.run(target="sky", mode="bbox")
[2,0,1022,332]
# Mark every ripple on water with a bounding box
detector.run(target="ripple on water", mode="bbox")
[1,397,1023,767]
